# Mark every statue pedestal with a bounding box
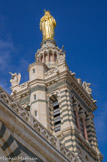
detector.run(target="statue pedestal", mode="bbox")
[41,39,56,48]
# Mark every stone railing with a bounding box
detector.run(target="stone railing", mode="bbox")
[18,81,29,89]
[45,68,58,79]
[11,81,29,94]
[0,87,80,162]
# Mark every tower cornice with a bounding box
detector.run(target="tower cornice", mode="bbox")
[66,70,97,111]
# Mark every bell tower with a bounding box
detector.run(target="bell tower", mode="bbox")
[10,11,103,162]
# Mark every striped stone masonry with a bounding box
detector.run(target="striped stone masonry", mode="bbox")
[0,121,33,162]
[86,113,99,151]
[46,81,103,161]
[60,88,76,128]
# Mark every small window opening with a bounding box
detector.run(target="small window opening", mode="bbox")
[32,68,35,73]
[35,110,37,116]
[34,94,36,100]
[85,155,89,161]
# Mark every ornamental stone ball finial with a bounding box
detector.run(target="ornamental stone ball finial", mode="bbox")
[40,10,56,41]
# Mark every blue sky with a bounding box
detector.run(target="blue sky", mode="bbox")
[0,0,107,161]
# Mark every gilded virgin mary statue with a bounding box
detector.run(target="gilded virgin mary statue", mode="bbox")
[40,10,56,40]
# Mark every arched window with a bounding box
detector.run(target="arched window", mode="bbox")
[49,95,61,132]
[45,54,48,63]
[41,56,43,63]
[44,51,47,63]
[79,108,84,137]
[50,52,53,62]
[54,52,57,62]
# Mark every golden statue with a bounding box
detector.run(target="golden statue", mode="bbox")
[40,10,56,41]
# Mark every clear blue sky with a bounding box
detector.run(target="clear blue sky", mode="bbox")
[0,0,107,161]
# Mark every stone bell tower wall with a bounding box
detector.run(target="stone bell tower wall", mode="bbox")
[28,62,48,81]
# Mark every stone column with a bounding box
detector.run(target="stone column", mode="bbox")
[48,52,50,62]
[43,53,45,63]
[80,113,88,141]
[39,57,41,63]
[82,116,88,141]
[36,57,39,63]
[73,105,81,131]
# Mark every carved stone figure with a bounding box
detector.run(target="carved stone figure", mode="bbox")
[57,46,66,63]
[40,10,56,40]
[9,72,21,87]
[82,81,92,95]
[57,53,65,63]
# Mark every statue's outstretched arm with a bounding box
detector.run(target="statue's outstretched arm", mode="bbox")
[9,72,17,77]
[9,72,14,76]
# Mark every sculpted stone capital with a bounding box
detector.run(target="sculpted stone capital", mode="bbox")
[79,112,86,119]
[73,101,80,111]
[73,104,79,112]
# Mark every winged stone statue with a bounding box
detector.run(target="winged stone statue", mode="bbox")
[9,72,21,87]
